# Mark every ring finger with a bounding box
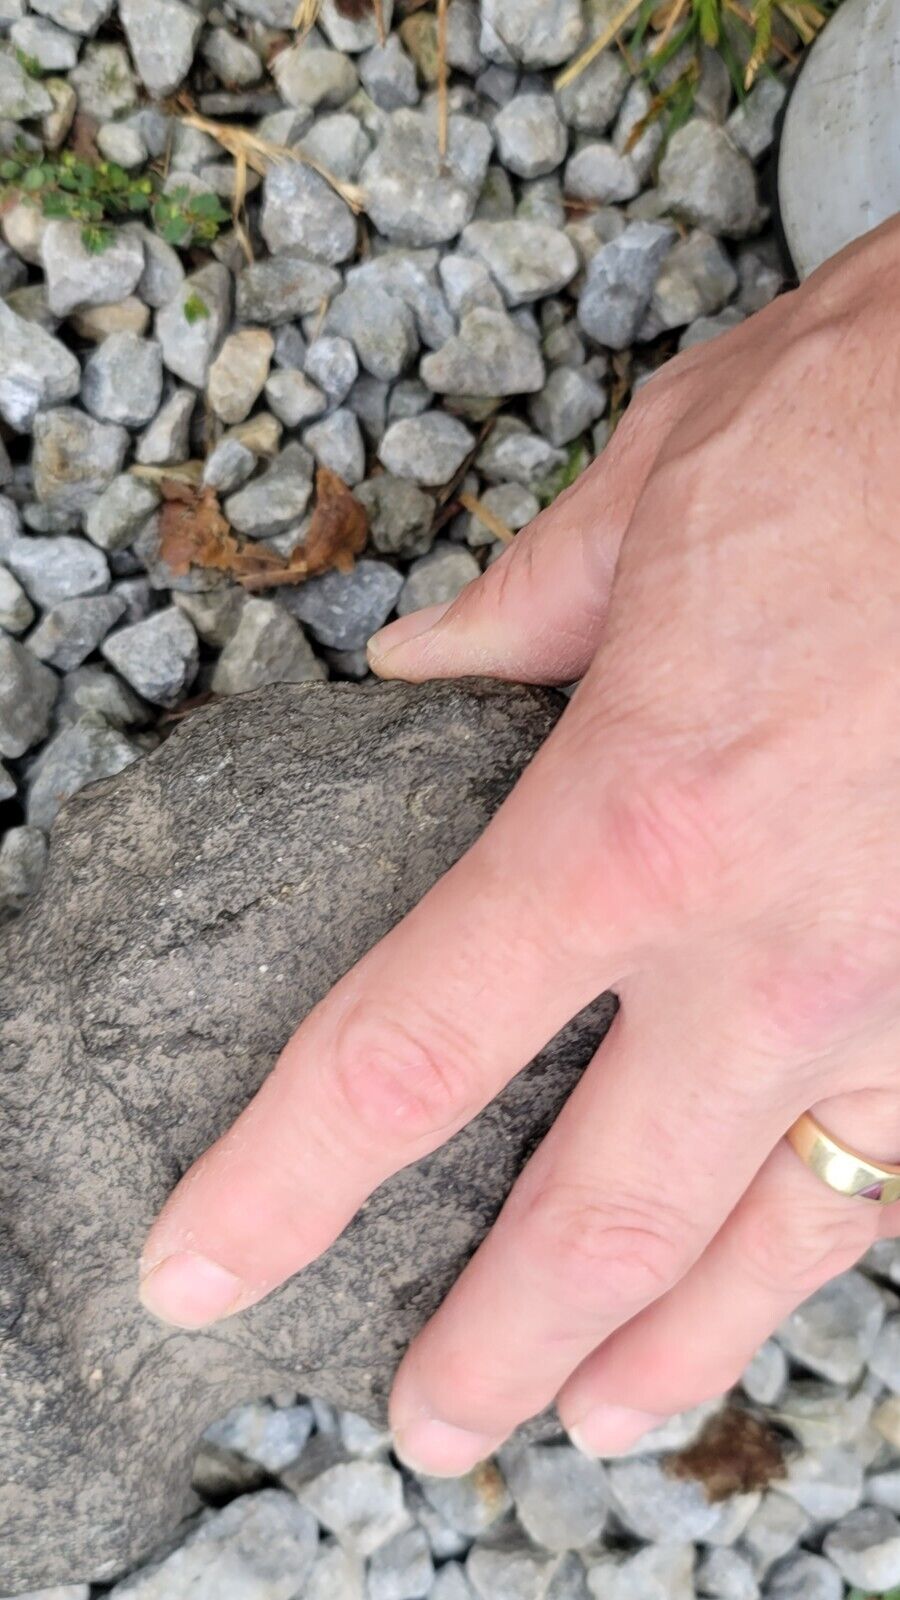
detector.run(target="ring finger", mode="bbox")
[557,1072,899,1456]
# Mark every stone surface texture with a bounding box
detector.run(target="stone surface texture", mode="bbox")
[0,680,613,1591]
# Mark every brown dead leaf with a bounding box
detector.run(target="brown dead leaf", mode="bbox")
[156,472,368,594]
[157,481,284,584]
[68,113,100,163]
[304,466,368,574]
[666,1408,786,1502]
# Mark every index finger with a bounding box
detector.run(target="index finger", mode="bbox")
[138,699,638,1329]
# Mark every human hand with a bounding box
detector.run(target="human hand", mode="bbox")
[140,216,900,1475]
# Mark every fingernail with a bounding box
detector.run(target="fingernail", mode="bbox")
[567,1404,666,1458]
[367,601,452,668]
[393,1416,499,1477]
[139,1251,247,1328]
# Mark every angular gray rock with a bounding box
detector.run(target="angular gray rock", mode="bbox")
[0,563,35,634]
[109,1490,318,1598]
[777,1270,885,1383]
[360,33,418,110]
[68,39,137,117]
[81,333,164,428]
[658,121,761,239]
[369,1527,433,1600]
[224,443,314,536]
[207,329,274,426]
[361,110,493,246]
[500,1441,608,1552]
[5,533,110,607]
[0,50,53,119]
[494,94,568,179]
[304,408,366,485]
[564,141,639,204]
[0,634,58,758]
[26,593,127,672]
[287,1456,410,1556]
[272,40,358,108]
[31,410,129,513]
[480,0,584,68]
[118,0,202,94]
[260,161,358,264]
[421,306,544,397]
[235,256,341,324]
[586,1543,695,1600]
[305,336,359,404]
[135,389,196,467]
[462,220,578,306]
[823,1506,900,1591]
[155,264,232,388]
[325,284,418,382]
[726,75,787,163]
[26,715,142,829]
[0,682,614,1590]
[101,606,198,706]
[397,544,478,616]
[85,476,160,554]
[40,219,145,316]
[529,365,606,447]
[265,370,327,428]
[578,221,676,350]
[281,558,403,648]
[0,298,81,433]
[356,475,435,558]
[379,413,474,486]
[28,0,112,32]
[555,47,627,133]
[0,825,49,916]
[641,229,738,337]
[211,598,326,695]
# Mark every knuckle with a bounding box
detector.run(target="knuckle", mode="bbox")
[736,1193,875,1297]
[518,1180,686,1315]
[330,1003,478,1152]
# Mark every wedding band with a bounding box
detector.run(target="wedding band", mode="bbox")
[787,1112,900,1204]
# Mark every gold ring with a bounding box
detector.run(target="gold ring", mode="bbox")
[787,1112,900,1204]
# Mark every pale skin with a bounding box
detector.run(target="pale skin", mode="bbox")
[141,215,900,1473]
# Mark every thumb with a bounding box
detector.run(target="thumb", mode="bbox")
[367,398,672,686]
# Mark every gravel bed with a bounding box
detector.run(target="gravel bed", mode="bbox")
[0,0,861,1593]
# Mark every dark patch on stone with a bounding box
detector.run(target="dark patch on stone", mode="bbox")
[0,679,615,1591]
[666,1406,787,1501]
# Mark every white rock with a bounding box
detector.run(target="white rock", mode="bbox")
[109,1490,318,1598]
[40,220,144,316]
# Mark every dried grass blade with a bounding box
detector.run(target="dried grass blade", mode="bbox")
[458,491,515,544]
[437,0,449,158]
[554,0,648,91]
[181,112,367,213]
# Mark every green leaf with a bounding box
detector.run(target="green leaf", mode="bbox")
[81,222,114,253]
[0,158,23,182]
[159,213,190,245]
[189,191,228,219]
[183,291,210,325]
[695,0,721,47]
[15,49,43,78]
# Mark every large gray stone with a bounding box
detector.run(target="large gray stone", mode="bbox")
[108,1490,318,1597]
[155,264,232,388]
[31,410,129,514]
[0,634,58,758]
[420,307,544,397]
[40,220,145,316]
[0,299,81,433]
[118,0,202,96]
[578,221,676,350]
[658,121,761,239]
[0,680,614,1589]
[260,161,358,264]
[361,110,493,246]
[462,220,578,306]
[480,0,584,68]
[26,715,141,828]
